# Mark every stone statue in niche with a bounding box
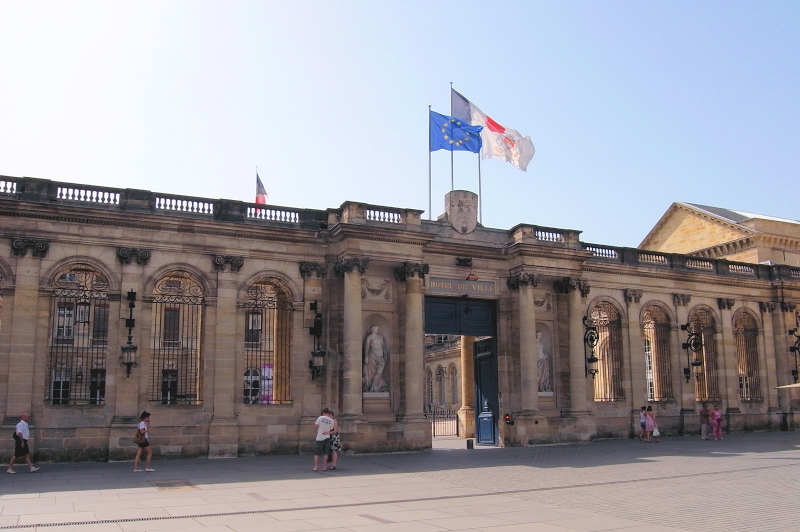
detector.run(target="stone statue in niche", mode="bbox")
[537,331,552,393]
[363,325,389,393]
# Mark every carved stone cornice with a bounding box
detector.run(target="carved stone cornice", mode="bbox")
[10,238,49,258]
[116,247,151,265]
[717,298,735,311]
[333,257,370,277]
[394,262,429,282]
[759,302,776,313]
[781,301,797,313]
[299,262,328,279]
[554,277,590,297]
[624,289,643,304]
[673,293,692,307]
[507,272,541,290]
[212,255,244,273]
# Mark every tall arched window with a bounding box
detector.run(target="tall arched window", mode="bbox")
[436,367,445,406]
[449,364,458,406]
[591,302,625,401]
[734,312,762,400]
[47,264,109,405]
[425,369,433,410]
[151,272,204,404]
[243,278,293,405]
[689,308,719,401]
[642,305,673,401]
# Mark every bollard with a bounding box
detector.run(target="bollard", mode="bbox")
[466,439,474,449]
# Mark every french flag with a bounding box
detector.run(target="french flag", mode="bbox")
[255,173,268,205]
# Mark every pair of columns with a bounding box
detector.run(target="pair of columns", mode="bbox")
[339,259,427,421]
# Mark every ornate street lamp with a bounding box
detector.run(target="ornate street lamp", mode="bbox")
[583,316,599,378]
[788,328,800,383]
[308,300,325,380]
[120,290,138,377]
[681,322,703,383]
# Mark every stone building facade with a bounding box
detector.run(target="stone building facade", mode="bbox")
[1,177,799,461]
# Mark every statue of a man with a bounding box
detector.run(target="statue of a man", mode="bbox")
[536,331,552,392]
[363,325,389,392]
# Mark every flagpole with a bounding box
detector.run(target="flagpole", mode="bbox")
[478,155,482,225]
[428,105,432,221]
[450,81,454,191]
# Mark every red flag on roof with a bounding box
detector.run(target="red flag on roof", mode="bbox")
[256,173,268,205]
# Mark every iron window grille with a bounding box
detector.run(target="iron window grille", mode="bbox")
[591,302,625,401]
[689,309,720,401]
[242,279,293,405]
[734,312,762,400]
[150,273,204,404]
[46,265,109,405]
[642,305,674,401]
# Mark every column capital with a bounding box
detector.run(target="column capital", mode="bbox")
[781,301,797,313]
[212,255,244,272]
[624,288,643,304]
[299,262,328,278]
[507,272,541,290]
[334,257,369,277]
[717,298,735,311]
[759,301,776,313]
[394,262,429,282]
[554,277,590,297]
[10,237,49,258]
[673,293,692,306]
[117,247,151,265]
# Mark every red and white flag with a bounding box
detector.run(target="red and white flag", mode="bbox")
[255,173,268,204]
[451,89,535,172]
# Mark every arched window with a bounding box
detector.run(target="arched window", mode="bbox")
[47,264,109,405]
[689,308,719,401]
[425,369,433,410]
[591,302,624,401]
[734,312,762,400]
[642,305,673,401]
[449,365,459,405]
[243,278,293,404]
[151,272,204,404]
[436,367,445,406]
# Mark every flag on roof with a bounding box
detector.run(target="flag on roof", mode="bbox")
[451,89,535,171]
[256,173,268,205]
[429,111,483,153]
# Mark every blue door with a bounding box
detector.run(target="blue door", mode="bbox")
[475,338,498,445]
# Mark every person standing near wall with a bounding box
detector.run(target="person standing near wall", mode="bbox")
[312,408,334,472]
[133,411,155,472]
[699,403,710,441]
[711,404,723,441]
[7,413,40,474]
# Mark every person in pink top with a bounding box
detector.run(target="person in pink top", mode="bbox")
[711,404,723,440]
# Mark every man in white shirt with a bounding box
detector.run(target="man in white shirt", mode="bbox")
[7,413,40,474]
[312,408,335,472]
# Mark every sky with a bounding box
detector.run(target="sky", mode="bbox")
[1,2,798,247]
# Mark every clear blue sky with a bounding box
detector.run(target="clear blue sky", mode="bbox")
[1,2,798,246]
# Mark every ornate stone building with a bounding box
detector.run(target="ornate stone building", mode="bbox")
[1,178,799,461]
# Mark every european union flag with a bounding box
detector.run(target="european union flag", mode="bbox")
[430,111,483,153]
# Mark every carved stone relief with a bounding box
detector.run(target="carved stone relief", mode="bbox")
[361,277,392,302]
[212,255,244,272]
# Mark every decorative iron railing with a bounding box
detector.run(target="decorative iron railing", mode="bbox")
[424,406,459,437]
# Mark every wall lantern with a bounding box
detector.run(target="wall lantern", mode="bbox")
[789,328,800,383]
[583,316,599,378]
[681,322,703,383]
[308,300,325,380]
[120,290,138,377]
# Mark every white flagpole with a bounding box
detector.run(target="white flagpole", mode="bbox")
[428,105,432,220]
[478,155,482,225]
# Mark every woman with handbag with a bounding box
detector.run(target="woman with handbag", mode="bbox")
[712,404,723,441]
[133,411,155,472]
[646,406,660,442]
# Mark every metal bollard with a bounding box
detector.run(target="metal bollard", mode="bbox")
[466,439,474,449]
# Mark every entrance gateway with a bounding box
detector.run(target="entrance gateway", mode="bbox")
[424,296,498,445]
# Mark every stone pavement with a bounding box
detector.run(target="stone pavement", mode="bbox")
[2,432,800,531]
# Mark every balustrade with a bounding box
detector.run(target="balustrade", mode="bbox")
[154,196,214,215]
[366,208,402,224]
[638,253,669,265]
[247,206,300,223]
[584,244,619,259]
[57,186,119,205]
[0,178,17,195]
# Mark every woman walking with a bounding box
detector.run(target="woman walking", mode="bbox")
[711,404,723,440]
[133,411,155,472]
[638,406,647,441]
[328,410,341,470]
[645,406,660,442]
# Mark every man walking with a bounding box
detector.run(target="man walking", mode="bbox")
[699,402,710,440]
[7,413,40,474]
[312,408,334,472]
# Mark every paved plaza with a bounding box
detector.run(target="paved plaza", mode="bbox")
[2,432,800,531]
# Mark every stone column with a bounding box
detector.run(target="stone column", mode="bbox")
[774,302,798,426]
[459,335,476,437]
[396,263,427,422]
[300,263,327,416]
[208,255,244,458]
[758,302,780,421]
[337,258,369,417]
[509,272,540,413]
[717,299,741,420]
[558,278,591,415]
[6,239,49,419]
[624,289,644,433]
[673,293,693,433]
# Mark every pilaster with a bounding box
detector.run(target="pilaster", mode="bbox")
[624,289,644,432]
[336,258,369,417]
[508,272,540,413]
[717,298,741,419]
[555,277,592,418]
[459,335,476,438]
[396,262,427,422]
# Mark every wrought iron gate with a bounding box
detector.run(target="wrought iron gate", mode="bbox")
[426,406,459,437]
